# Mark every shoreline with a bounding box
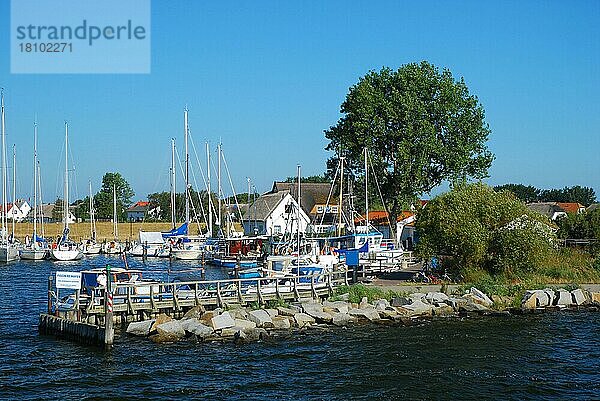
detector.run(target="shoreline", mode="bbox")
[124,284,600,345]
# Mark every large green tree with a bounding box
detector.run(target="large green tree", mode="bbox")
[325,61,494,224]
[539,186,597,206]
[94,172,134,220]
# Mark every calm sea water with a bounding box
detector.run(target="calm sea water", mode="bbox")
[1,256,599,400]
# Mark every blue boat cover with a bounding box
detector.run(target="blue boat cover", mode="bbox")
[34,234,47,243]
[162,223,188,238]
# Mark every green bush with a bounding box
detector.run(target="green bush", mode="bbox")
[416,182,556,278]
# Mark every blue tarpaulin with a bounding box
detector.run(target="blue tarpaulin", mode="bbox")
[162,223,188,238]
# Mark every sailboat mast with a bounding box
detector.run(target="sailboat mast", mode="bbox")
[184,107,190,227]
[11,144,15,238]
[113,184,118,240]
[170,138,176,230]
[88,181,95,240]
[217,141,222,236]
[338,157,344,236]
[64,122,69,232]
[247,177,250,235]
[1,91,6,242]
[364,148,369,231]
[33,123,38,242]
[207,141,212,236]
[38,162,44,238]
[297,165,301,262]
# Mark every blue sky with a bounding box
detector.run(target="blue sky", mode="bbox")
[0,1,598,203]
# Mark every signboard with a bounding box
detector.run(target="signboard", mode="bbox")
[56,271,82,290]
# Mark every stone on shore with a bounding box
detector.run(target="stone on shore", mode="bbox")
[272,316,292,330]
[555,290,573,306]
[210,311,236,330]
[150,320,186,343]
[248,309,274,328]
[228,308,249,320]
[201,309,222,324]
[391,297,412,307]
[234,318,257,330]
[126,319,155,336]
[571,289,587,305]
[277,306,299,317]
[433,304,455,316]
[374,299,390,311]
[294,313,315,328]
[470,287,494,307]
[183,305,206,319]
[349,307,381,321]
[323,300,350,314]
[331,313,354,326]
[398,300,433,316]
[180,318,214,338]
[359,297,370,309]
[264,309,279,318]
[150,313,173,332]
[590,292,600,305]
[425,292,449,304]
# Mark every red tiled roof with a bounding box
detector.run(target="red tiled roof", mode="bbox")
[354,210,415,225]
[556,202,584,214]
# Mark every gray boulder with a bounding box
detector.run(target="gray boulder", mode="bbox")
[234,318,257,330]
[374,299,390,311]
[271,316,292,330]
[571,289,587,305]
[150,320,186,343]
[210,311,236,330]
[323,300,350,314]
[331,313,354,326]
[126,319,155,336]
[228,308,249,320]
[349,308,381,321]
[391,297,412,307]
[183,305,206,319]
[294,313,315,328]
[470,287,494,307]
[425,292,450,304]
[398,300,433,316]
[264,308,279,318]
[277,306,299,317]
[248,309,274,328]
[180,318,214,338]
[554,290,572,306]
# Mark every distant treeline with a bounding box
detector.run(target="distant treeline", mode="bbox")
[494,184,597,207]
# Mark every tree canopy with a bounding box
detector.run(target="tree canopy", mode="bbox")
[94,172,134,220]
[495,183,597,206]
[325,61,494,222]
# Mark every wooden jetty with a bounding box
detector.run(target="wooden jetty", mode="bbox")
[39,268,349,348]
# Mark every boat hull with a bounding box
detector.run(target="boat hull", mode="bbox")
[0,245,20,262]
[19,248,47,260]
[172,249,203,260]
[51,249,83,261]
[81,243,102,255]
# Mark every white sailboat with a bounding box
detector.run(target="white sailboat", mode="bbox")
[20,122,48,260]
[0,91,19,262]
[80,181,101,254]
[172,108,204,260]
[50,122,83,261]
[102,184,124,254]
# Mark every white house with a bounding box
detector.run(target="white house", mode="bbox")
[243,192,310,236]
[1,200,32,222]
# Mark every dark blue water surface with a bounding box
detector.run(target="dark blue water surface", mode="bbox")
[1,256,600,400]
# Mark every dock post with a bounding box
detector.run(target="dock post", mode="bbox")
[143,241,148,259]
[200,267,206,281]
[104,265,114,348]
[47,275,53,315]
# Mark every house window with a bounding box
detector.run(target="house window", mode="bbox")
[274,225,281,234]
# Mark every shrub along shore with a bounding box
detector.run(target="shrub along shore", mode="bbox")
[125,283,600,345]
